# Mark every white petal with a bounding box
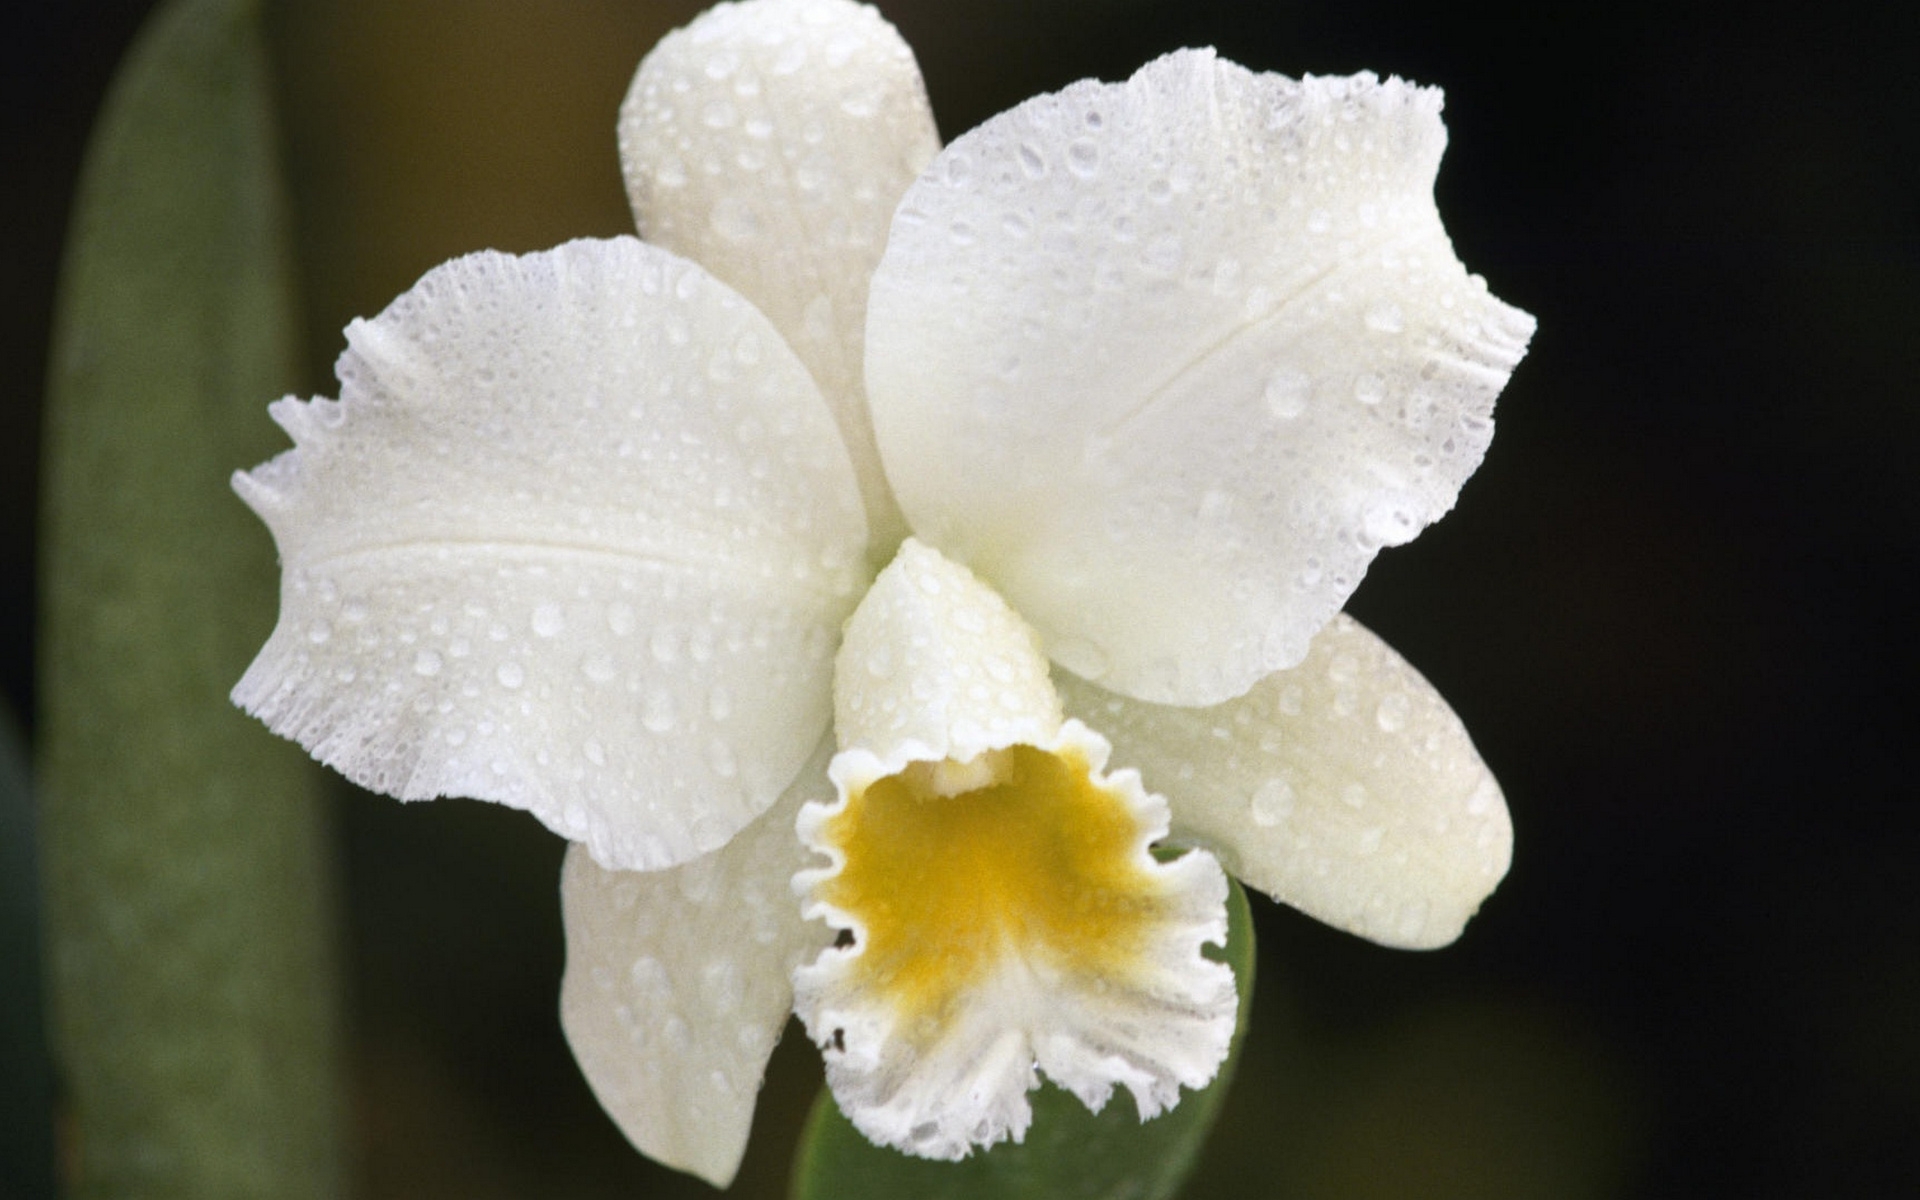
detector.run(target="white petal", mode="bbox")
[622,0,940,551]
[1057,613,1511,949]
[559,736,836,1187]
[831,537,1061,761]
[796,540,1233,1158]
[794,721,1235,1160]
[867,51,1535,704]
[232,237,867,870]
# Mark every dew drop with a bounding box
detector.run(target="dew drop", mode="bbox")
[607,602,637,636]
[1375,690,1411,732]
[1364,302,1405,334]
[413,650,443,677]
[531,604,566,638]
[1353,373,1386,405]
[1357,826,1385,855]
[1251,777,1295,827]
[703,960,743,1013]
[710,195,758,243]
[650,628,680,663]
[1341,782,1369,809]
[584,738,606,767]
[1265,366,1311,419]
[1067,138,1099,178]
[307,621,333,645]
[1055,635,1110,680]
[629,955,669,995]
[643,688,677,733]
[582,653,617,684]
[341,600,370,624]
[1466,774,1499,815]
[496,661,525,690]
[1017,143,1046,178]
[1363,497,1420,547]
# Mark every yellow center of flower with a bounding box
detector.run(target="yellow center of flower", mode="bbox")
[815,744,1172,1030]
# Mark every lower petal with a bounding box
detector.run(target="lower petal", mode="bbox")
[558,737,837,1187]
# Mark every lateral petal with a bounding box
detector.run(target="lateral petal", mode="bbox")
[1057,614,1511,949]
[559,736,836,1187]
[867,51,1534,704]
[232,237,867,870]
[621,0,940,550]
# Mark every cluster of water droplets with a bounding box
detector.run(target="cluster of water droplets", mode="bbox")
[559,784,834,1168]
[616,0,940,547]
[865,49,1533,706]
[230,235,874,872]
[1059,612,1507,948]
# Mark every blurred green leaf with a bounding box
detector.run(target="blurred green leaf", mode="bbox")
[790,875,1254,1200]
[37,0,341,1196]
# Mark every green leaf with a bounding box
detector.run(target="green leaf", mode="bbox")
[37,0,342,1196]
[790,875,1255,1200]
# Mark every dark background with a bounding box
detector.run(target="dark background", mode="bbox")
[5,1,1916,1196]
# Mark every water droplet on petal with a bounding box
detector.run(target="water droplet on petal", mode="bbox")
[1251,777,1295,827]
[531,604,565,638]
[1067,138,1099,178]
[607,603,636,636]
[413,650,443,677]
[1375,691,1411,732]
[1264,367,1310,419]
[643,688,677,733]
[496,661,525,690]
[1364,302,1405,333]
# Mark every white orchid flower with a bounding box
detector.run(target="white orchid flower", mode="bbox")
[231,0,1532,1186]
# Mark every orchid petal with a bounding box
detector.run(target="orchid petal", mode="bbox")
[867,50,1534,704]
[621,0,940,551]
[232,237,867,871]
[794,542,1235,1158]
[560,736,836,1188]
[1058,613,1510,949]
[830,537,1061,762]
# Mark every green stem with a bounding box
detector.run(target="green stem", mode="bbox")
[38,0,342,1195]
